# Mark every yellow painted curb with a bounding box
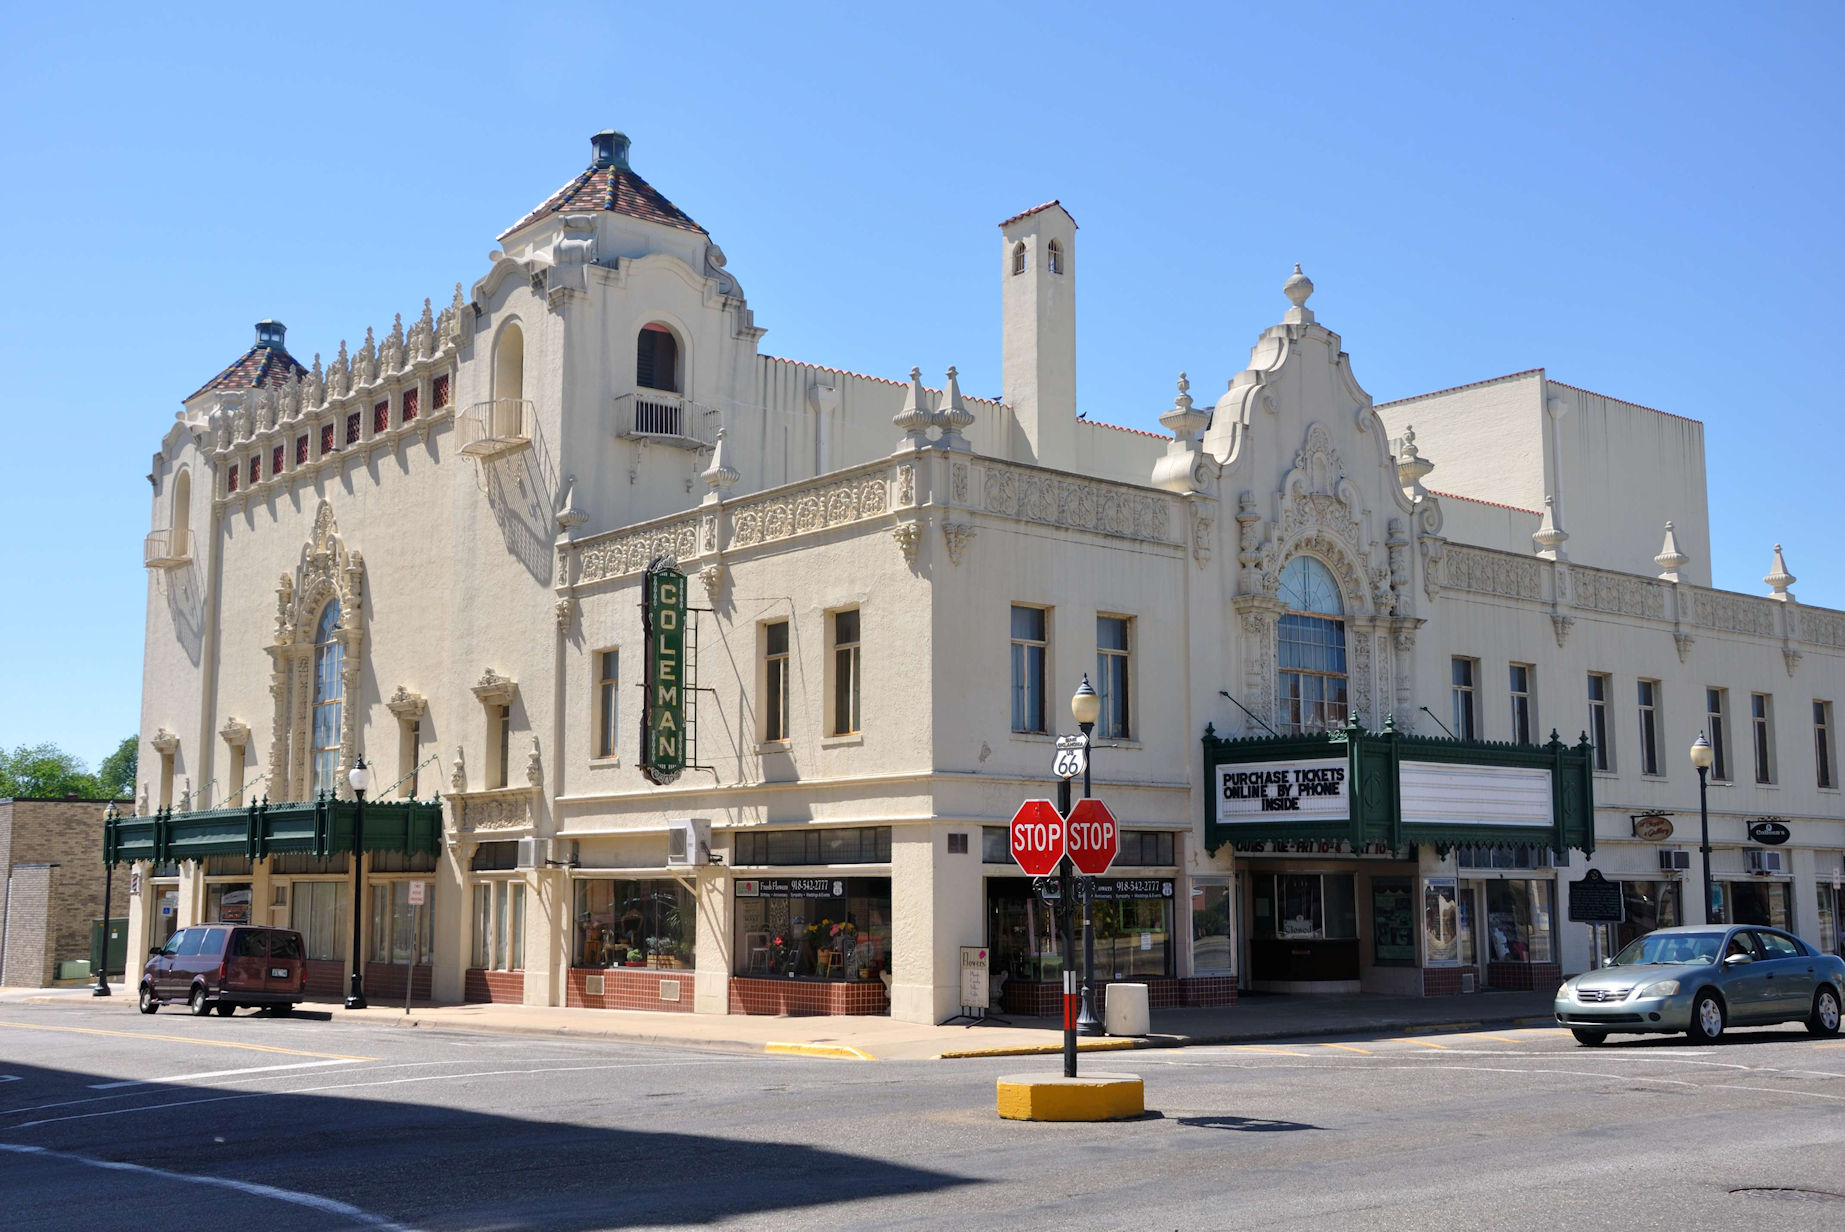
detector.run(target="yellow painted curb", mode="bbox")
[764,1041,875,1061]
[1402,1021,1480,1035]
[940,1039,1140,1060]
[996,1072,1144,1121]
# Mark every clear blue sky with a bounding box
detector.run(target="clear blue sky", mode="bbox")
[3,2,1840,767]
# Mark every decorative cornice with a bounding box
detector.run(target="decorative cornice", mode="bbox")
[386,687,427,721]
[472,669,518,705]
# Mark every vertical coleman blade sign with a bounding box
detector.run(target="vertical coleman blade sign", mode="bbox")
[642,561,687,784]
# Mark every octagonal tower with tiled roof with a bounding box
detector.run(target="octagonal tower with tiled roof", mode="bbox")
[184,319,308,404]
[500,130,705,241]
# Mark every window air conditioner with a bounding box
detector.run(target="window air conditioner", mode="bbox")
[516,836,549,870]
[1746,849,1783,875]
[666,818,711,867]
[1659,849,1691,871]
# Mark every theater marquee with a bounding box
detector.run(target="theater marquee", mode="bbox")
[1218,758,1349,823]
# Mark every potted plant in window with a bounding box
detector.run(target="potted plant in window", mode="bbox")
[624,947,644,967]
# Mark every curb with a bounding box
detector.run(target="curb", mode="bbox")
[765,1042,875,1061]
[939,1038,1142,1060]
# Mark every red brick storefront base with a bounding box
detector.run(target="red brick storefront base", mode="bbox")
[1485,961,1562,992]
[363,962,431,1001]
[728,976,889,1016]
[566,967,694,1012]
[1004,977,1237,1017]
[303,959,345,998]
[465,968,526,1004]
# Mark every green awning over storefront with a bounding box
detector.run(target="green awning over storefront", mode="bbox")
[104,796,443,866]
[1203,719,1595,857]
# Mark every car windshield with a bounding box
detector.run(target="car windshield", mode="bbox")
[1611,931,1725,966]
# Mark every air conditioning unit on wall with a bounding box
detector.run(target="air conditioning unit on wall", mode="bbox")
[666,818,711,867]
[516,836,550,869]
[1659,849,1691,871]
[1746,849,1783,875]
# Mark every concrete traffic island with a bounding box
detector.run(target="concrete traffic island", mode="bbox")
[996,1072,1145,1121]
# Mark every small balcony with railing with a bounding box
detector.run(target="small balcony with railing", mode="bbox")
[613,390,714,451]
[144,528,195,569]
[457,399,534,458]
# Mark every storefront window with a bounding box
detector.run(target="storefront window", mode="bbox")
[1485,879,1555,963]
[1723,880,1790,931]
[370,882,434,965]
[1191,880,1234,974]
[1423,879,1459,965]
[206,882,252,925]
[1371,877,1415,966]
[1250,873,1358,940]
[1092,881,1175,980]
[1818,883,1839,956]
[474,881,528,970]
[1614,880,1681,951]
[735,877,890,980]
[576,879,696,969]
[987,878,1174,982]
[290,881,348,961]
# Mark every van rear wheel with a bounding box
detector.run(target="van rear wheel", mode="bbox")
[188,986,211,1017]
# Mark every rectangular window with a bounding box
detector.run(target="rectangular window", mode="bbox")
[370,882,434,965]
[1485,879,1555,963]
[1587,673,1612,771]
[271,444,285,478]
[431,372,451,409]
[1450,657,1477,740]
[594,649,619,759]
[492,880,508,970]
[321,422,335,455]
[575,878,697,969]
[226,465,238,494]
[1114,831,1175,866]
[401,387,419,422]
[247,455,260,487]
[289,881,348,962]
[494,705,512,789]
[982,826,1011,863]
[1097,616,1131,740]
[373,399,390,434]
[731,826,892,866]
[470,884,490,968]
[345,410,361,445]
[1817,701,1836,790]
[1191,879,1235,975]
[296,434,309,465]
[1010,605,1048,734]
[1508,664,1532,745]
[1752,693,1775,784]
[1637,680,1661,776]
[1706,688,1731,781]
[764,621,791,742]
[831,609,861,737]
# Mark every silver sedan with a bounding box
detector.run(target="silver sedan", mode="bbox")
[1554,924,1845,1045]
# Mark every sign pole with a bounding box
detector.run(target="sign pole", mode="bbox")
[1058,773,1077,1079]
[1077,724,1099,1037]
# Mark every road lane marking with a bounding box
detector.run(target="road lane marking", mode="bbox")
[1394,1038,1449,1049]
[1237,1047,1308,1056]
[1319,1043,1372,1055]
[88,1059,363,1089]
[1464,1034,1521,1044]
[0,1142,417,1230]
[0,1021,375,1062]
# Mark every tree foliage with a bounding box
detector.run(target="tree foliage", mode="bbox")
[0,737,136,801]
[96,736,139,799]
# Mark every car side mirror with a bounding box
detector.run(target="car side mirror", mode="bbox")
[1602,957,1618,967]
[1723,952,1752,966]
[149,946,162,956]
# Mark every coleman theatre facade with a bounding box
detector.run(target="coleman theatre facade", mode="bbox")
[123,130,1844,1022]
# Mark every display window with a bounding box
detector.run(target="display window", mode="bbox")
[151,883,180,948]
[986,878,1175,983]
[1818,881,1840,956]
[1716,880,1790,931]
[369,881,434,965]
[474,880,527,970]
[1485,879,1555,963]
[575,879,694,969]
[206,883,252,925]
[1370,877,1415,966]
[1423,878,1459,966]
[734,877,889,980]
[1250,872,1357,941]
[289,881,349,961]
[1191,880,1235,974]
[1614,880,1682,951]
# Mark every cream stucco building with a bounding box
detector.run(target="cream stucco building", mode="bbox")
[122,130,1844,1023]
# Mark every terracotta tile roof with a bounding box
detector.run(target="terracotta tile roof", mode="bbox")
[184,342,308,404]
[500,164,705,240]
[1082,418,1166,440]
[1426,488,1542,517]
[998,200,1078,229]
[762,355,1002,404]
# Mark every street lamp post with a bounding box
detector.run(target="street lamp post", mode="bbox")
[1690,734,1715,924]
[345,758,372,1010]
[92,805,117,997]
[1071,675,1102,1037]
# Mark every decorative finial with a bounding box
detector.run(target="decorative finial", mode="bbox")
[555,475,588,532]
[1765,543,1796,599]
[1283,263,1315,311]
[1158,370,1208,441]
[893,366,933,449]
[936,366,974,451]
[1533,495,1569,559]
[702,428,740,498]
[1654,521,1689,582]
[1396,424,1435,496]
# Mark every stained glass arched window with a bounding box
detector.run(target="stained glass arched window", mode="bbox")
[1276,556,1347,733]
[310,601,344,795]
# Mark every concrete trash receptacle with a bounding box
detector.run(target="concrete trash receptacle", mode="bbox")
[1104,982,1149,1037]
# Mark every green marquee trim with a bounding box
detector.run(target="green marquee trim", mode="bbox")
[104,796,443,867]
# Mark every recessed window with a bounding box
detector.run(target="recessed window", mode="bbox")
[764,621,791,742]
[595,650,619,759]
[247,455,261,487]
[1277,557,1347,734]
[321,422,336,455]
[1011,241,1026,276]
[1097,616,1131,740]
[271,444,285,478]
[636,324,680,393]
[295,434,309,465]
[1010,605,1048,734]
[1815,701,1836,790]
[1508,664,1533,745]
[310,601,344,796]
[431,373,451,409]
[1752,693,1776,784]
[373,400,390,434]
[1587,673,1612,771]
[831,610,861,737]
[345,410,361,445]
[401,387,419,423]
[493,705,512,789]
[1451,658,1478,740]
[1706,688,1731,781]
[947,833,969,855]
[1637,679,1662,776]
[472,880,525,971]
[1047,239,1063,274]
[226,463,239,494]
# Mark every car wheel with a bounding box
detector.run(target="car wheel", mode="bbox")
[1687,990,1725,1044]
[138,984,159,1015]
[188,986,211,1017]
[1809,987,1842,1037]
[1571,1028,1608,1046]
[215,1002,236,1017]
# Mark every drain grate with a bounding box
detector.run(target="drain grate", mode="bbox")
[1730,1187,1845,1204]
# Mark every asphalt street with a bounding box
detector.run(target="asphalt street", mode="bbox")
[1,999,1842,1230]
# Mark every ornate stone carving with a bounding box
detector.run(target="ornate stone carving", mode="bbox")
[268,500,365,799]
[951,463,968,504]
[1689,589,1775,636]
[554,596,575,629]
[1440,545,1542,600]
[1235,492,1264,594]
[454,787,534,833]
[472,669,517,705]
[382,313,406,373]
[526,737,544,788]
[1191,501,1214,568]
[152,728,180,755]
[699,563,725,596]
[1385,517,1410,606]
[892,522,921,565]
[730,474,889,549]
[942,521,975,565]
[1572,568,1666,619]
[1674,631,1695,663]
[980,464,1175,544]
[450,747,467,795]
[219,719,250,748]
[899,464,915,506]
[1351,630,1373,725]
[1784,646,1803,677]
[1551,613,1574,647]
[386,687,427,721]
[1801,608,1845,649]
[577,516,700,584]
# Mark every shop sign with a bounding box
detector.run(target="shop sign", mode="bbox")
[641,563,687,784]
[1632,814,1675,842]
[1747,819,1791,845]
[129,871,142,897]
[1217,759,1347,822]
[1568,869,1626,923]
[959,947,989,1009]
[1090,879,1173,900]
[1400,762,1552,828]
[737,878,846,898]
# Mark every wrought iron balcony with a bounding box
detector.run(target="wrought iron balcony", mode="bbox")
[457,398,533,458]
[144,528,194,569]
[613,390,713,451]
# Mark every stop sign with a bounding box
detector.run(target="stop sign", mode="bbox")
[1065,798,1118,875]
[1009,799,1065,876]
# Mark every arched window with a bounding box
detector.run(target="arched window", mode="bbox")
[1011,242,1026,276]
[1047,239,1063,275]
[310,601,344,795]
[170,468,191,557]
[1276,556,1347,733]
[636,324,680,393]
[493,323,524,401]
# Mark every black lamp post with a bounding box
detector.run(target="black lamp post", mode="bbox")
[92,805,117,997]
[1071,675,1102,1037]
[1690,733,1715,924]
[345,758,372,1010]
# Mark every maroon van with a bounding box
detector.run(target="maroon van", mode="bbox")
[139,924,306,1017]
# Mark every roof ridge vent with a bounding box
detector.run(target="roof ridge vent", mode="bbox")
[591,129,631,171]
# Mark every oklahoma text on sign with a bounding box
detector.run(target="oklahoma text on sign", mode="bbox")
[1217,757,1348,822]
[642,563,687,783]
